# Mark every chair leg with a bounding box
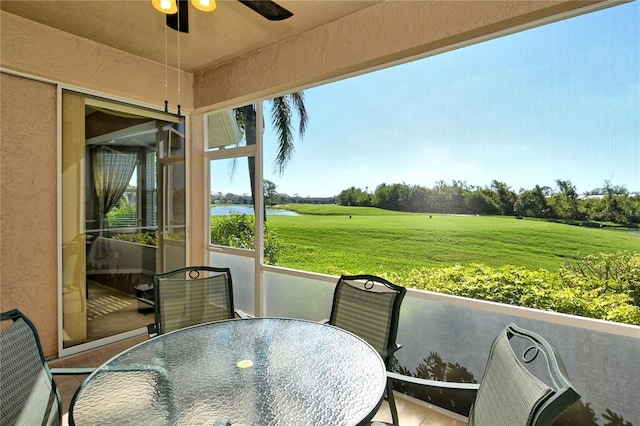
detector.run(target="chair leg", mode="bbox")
[387,378,399,426]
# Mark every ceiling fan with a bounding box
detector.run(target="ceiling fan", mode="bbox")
[153,0,293,33]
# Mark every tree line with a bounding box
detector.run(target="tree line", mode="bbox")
[211,179,335,207]
[337,179,640,224]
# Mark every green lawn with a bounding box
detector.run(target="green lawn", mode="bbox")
[269,205,639,276]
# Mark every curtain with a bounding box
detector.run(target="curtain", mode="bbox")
[92,146,138,257]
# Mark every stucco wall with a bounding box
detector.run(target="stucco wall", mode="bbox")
[0,11,193,112]
[0,73,58,355]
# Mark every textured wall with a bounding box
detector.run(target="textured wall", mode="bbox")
[0,11,193,112]
[0,73,58,355]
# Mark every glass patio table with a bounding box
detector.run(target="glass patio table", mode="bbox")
[69,317,386,425]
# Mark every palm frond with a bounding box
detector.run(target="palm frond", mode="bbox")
[271,96,295,175]
[289,92,308,138]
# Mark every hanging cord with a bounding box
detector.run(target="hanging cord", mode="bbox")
[177,15,182,116]
[164,19,169,113]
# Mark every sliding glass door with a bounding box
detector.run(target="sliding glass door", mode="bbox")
[61,90,185,350]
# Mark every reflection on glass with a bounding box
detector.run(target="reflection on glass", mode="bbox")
[162,162,186,241]
[205,109,245,151]
[62,90,184,348]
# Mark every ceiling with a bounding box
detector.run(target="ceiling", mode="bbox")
[0,0,379,74]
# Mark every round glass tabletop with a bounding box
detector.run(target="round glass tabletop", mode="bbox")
[70,318,387,426]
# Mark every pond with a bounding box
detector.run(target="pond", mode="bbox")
[211,205,299,216]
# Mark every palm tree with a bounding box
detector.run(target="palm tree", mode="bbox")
[235,93,308,220]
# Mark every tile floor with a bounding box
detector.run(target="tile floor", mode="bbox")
[85,280,155,341]
[372,399,466,426]
[50,334,149,426]
[52,336,466,426]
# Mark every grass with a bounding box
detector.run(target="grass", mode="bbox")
[268,205,640,276]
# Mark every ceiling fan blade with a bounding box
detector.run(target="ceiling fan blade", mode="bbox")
[167,0,189,33]
[238,0,293,21]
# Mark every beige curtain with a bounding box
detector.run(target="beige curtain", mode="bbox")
[91,146,137,257]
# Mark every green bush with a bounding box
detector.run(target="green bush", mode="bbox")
[383,252,640,325]
[111,231,184,245]
[559,251,640,308]
[557,252,640,324]
[112,231,158,246]
[106,204,137,228]
[211,214,281,265]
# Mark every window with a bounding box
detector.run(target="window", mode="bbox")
[206,103,260,252]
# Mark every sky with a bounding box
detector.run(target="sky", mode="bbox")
[214,2,639,198]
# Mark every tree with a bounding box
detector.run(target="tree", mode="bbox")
[337,186,359,206]
[601,180,628,223]
[466,189,500,215]
[264,179,279,206]
[236,93,308,220]
[374,183,412,211]
[553,179,579,219]
[490,180,517,215]
[514,185,550,218]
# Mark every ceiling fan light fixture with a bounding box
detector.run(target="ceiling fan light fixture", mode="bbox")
[152,0,178,14]
[191,0,217,12]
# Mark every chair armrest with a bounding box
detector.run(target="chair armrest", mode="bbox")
[51,367,95,375]
[387,371,480,391]
[147,323,158,338]
[380,343,402,360]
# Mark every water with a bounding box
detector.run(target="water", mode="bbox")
[211,205,299,216]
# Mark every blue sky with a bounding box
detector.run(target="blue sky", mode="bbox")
[224,2,639,198]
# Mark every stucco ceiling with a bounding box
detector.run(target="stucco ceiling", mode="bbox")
[0,0,379,74]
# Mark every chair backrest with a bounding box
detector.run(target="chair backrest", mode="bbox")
[469,323,580,426]
[329,274,406,366]
[0,309,61,426]
[153,266,235,335]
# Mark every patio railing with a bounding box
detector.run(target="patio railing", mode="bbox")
[211,251,640,425]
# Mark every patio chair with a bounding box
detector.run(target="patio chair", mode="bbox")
[147,266,247,337]
[0,309,94,426]
[326,274,406,426]
[378,323,580,426]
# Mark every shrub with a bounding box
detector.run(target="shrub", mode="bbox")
[383,254,640,325]
[559,251,640,308]
[557,252,640,324]
[106,204,136,228]
[211,214,281,265]
[112,231,158,246]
